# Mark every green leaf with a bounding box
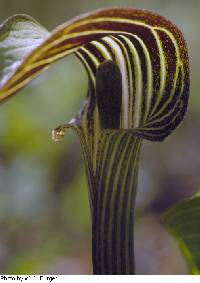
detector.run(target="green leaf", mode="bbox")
[0,14,50,89]
[161,193,200,274]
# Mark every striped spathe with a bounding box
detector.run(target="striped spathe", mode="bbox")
[0,9,189,143]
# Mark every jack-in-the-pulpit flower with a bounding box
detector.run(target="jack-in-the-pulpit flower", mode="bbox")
[0,8,190,274]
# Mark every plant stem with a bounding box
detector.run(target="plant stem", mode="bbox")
[91,132,142,274]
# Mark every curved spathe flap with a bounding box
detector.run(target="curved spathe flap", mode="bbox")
[0,8,190,142]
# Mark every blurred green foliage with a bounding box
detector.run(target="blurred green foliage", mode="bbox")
[162,192,200,274]
[0,0,199,274]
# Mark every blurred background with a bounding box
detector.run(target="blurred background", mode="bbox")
[0,0,199,275]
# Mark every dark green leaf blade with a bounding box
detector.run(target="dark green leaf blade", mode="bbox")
[161,193,200,274]
[0,14,50,88]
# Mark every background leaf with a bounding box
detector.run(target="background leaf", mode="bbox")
[161,192,200,274]
[0,14,50,88]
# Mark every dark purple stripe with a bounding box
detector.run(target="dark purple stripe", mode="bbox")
[124,34,148,125]
[147,65,182,123]
[124,29,161,117]
[110,35,131,125]
[77,48,97,78]
[150,29,178,117]
[85,42,106,64]
[98,38,116,61]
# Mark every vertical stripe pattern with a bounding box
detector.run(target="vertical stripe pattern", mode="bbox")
[92,131,141,274]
